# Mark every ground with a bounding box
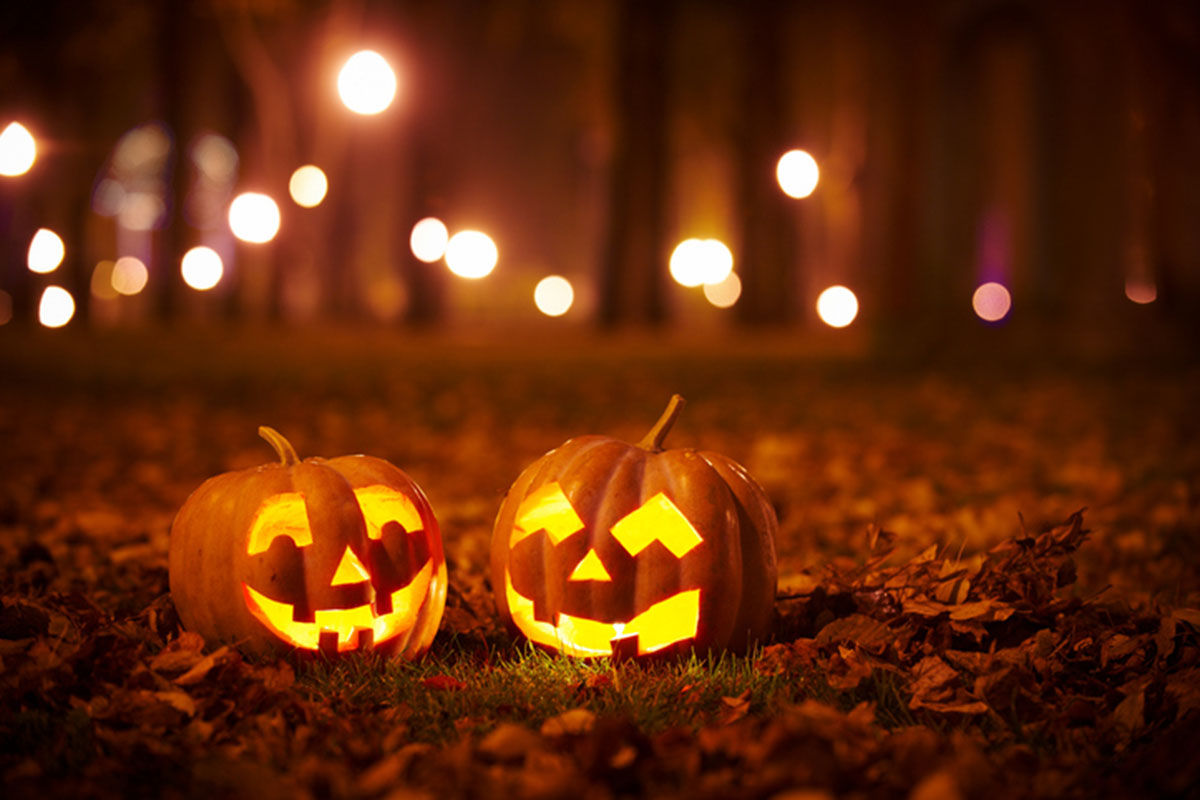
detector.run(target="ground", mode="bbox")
[1,326,1198,798]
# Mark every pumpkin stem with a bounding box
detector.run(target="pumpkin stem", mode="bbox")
[638,394,686,451]
[258,426,300,466]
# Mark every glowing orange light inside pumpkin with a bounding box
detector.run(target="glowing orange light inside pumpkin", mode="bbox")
[241,484,431,652]
[505,483,703,657]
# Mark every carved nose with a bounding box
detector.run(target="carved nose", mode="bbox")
[568,548,612,582]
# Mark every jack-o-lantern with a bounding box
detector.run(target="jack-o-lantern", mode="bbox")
[169,427,446,658]
[491,395,777,658]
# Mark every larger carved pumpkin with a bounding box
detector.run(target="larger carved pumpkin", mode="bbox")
[169,427,445,658]
[491,395,777,658]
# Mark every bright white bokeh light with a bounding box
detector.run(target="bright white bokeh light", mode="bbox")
[337,50,397,115]
[228,192,281,243]
[444,230,498,279]
[181,246,224,290]
[534,275,574,317]
[777,149,820,199]
[0,122,37,176]
[27,228,65,274]
[288,165,328,208]
[38,286,75,328]
[972,281,1012,322]
[670,239,707,288]
[670,238,733,288]
[111,256,149,296]
[816,285,859,328]
[1124,277,1156,305]
[703,271,742,308]
[410,217,449,263]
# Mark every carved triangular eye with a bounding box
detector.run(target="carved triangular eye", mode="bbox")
[331,546,370,585]
[610,492,703,558]
[568,548,612,582]
[511,482,585,546]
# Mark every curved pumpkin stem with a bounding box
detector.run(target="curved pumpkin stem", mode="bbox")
[258,426,300,466]
[638,394,686,452]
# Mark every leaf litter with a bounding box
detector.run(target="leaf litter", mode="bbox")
[1,336,1199,798]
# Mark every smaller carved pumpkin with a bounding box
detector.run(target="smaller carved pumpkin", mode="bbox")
[169,427,445,658]
[491,395,778,658]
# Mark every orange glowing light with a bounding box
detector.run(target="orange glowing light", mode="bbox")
[244,561,433,653]
[180,246,224,291]
[504,484,705,657]
[703,271,742,308]
[972,282,1011,322]
[91,261,118,300]
[1124,278,1156,305]
[506,573,700,658]
[0,122,36,176]
[38,286,75,328]
[567,549,612,582]
[610,493,703,558]
[512,482,585,547]
[816,285,859,328]
[444,230,498,279]
[111,256,149,296]
[27,228,65,274]
[240,484,436,652]
[337,50,397,115]
[288,165,328,208]
[229,192,281,243]
[331,546,371,585]
[670,238,733,288]
[776,149,819,198]
[409,217,449,263]
[534,275,574,317]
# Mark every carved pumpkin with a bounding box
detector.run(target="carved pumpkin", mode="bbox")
[491,395,777,658]
[169,427,445,658]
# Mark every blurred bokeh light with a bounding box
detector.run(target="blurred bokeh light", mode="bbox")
[181,246,224,291]
[410,217,449,263]
[38,286,75,328]
[0,122,36,176]
[816,285,859,328]
[534,275,574,316]
[338,50,397,115]
[1124,278,1157,305]
[670,238,733,288]
[111,256,149,296]
[444,230,498,279]
[229,192,281,243]
[90,261,119,300]
[289,165,328,208]
[27,228,65,274]
[776,149,820,199]
[703,271,742,308]
[972,282,1012,322]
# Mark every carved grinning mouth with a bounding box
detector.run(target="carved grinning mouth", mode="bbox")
[243,560,433,652]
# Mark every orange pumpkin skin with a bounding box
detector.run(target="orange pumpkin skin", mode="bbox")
[491,395,777,658]
[169,428,445,659]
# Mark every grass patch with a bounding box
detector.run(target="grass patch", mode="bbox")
[295,636,933,743]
